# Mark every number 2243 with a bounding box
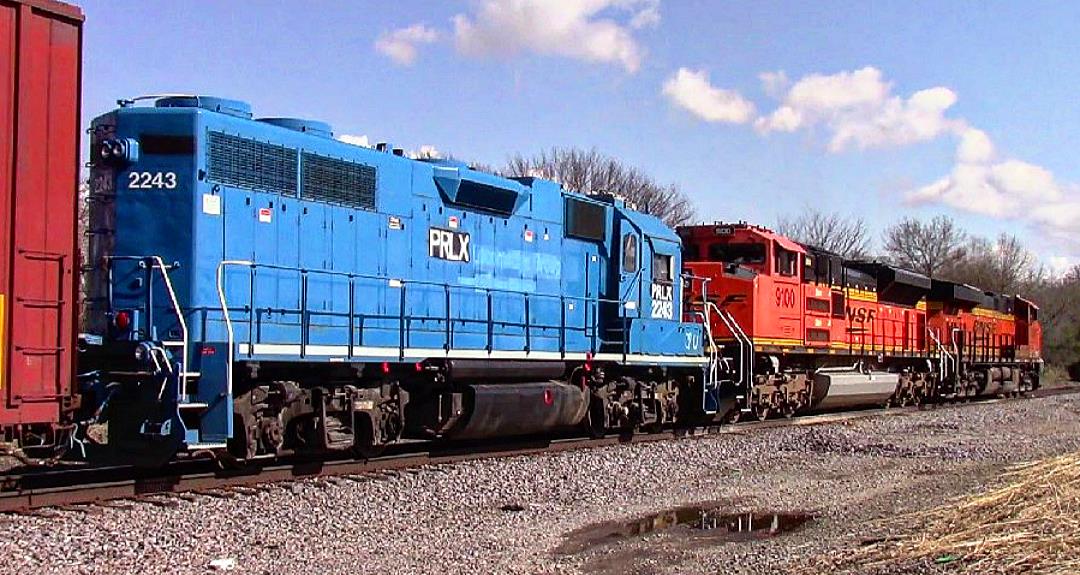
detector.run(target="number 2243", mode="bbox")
[128,171,177,189]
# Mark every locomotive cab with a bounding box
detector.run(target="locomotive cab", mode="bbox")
[679,223,808,350]
[608,206,696,356]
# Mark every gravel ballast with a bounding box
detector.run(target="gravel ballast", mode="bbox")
[4,392,1080,575]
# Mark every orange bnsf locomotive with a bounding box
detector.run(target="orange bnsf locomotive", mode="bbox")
[679,222,1042,420]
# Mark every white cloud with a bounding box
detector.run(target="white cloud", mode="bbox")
[908,127,1080,243]
[452,0,659,73]
[754,66,961,152]
[337,134,370,147]
[1048,255,1078,276]
[662,68,756,124]
[956,128,994,164]
[658,62,1080,258]
[375,24,440,66]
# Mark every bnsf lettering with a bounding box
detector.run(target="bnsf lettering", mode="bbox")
[428,227,471,262]
[774,287,796,308]
[846,306,877,323]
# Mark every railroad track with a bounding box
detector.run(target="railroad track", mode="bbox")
[3,386,1076,513]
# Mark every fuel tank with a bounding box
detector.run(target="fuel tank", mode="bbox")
[810,370,899,411]
[450,381,588,440]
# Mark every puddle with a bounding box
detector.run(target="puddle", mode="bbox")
[557,503,814,554]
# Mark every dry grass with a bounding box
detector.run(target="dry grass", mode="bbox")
[848,452,1080,574]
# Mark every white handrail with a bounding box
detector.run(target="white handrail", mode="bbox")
[148,256,190,398]
[117,93,202,107]
[706,300,753,413]
[217,260,254,398]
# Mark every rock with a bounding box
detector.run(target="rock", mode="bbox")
[208,558,236,571]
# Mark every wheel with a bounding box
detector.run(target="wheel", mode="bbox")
[641,399,665,433]
[752,403,772,421]
[781,394,797,419]
[585,393,608,438]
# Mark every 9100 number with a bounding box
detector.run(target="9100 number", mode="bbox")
[775,286,797,308]
[127,171,177,189]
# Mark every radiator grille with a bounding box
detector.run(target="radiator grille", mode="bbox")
[207,132,298,195]
[301,152,377,210]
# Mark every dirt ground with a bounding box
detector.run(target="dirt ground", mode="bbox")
[560,387,1080,575]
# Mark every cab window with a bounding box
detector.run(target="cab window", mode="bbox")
[774,247,798,277]
[708,242,766,265]
[622,234,638,273]
[652,252,673,283]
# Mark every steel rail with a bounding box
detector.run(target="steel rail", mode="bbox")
[1,386,1075,513]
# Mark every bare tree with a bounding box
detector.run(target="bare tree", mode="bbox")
[949,233,1038,293]
[505,147,694,226]
[776,208,871,259]
[882,215,968,278]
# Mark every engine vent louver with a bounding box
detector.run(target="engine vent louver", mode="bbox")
[207,131,298,196]
[301,152,377,211]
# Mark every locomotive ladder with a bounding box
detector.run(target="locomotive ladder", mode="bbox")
[146,256,199,402]
[107,256,200,408]
[927,327,955,388]
[710,302,754,414]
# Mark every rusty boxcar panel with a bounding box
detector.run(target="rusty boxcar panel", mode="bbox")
[0,0,81,432]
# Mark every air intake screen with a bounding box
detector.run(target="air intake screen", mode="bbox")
[301,152,377,210]
[207,132,298,195]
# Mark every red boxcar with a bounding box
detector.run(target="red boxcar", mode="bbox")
[0,0,82,447]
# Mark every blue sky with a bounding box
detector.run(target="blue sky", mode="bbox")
[76,1,1080,269]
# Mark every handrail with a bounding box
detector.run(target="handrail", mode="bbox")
[148,255,190,397]
[215,260,655,364]
[927,328,950,381]
[226,260,631,307]
[710,301,753,411]
[106,255,192,398]
[117,93,201,107]
[217,260,254,397]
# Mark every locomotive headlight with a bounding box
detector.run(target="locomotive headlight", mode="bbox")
[96,138,139,166]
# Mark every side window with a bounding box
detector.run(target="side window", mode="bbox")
[831,291,845,318]
[652,252,673,283]
[774,247,797,277]
[622,234,638,273]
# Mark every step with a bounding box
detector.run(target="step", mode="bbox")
[179,402,209,410]
[186,442,227,450]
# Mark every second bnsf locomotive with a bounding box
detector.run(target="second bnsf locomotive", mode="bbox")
[680,222,1042,420]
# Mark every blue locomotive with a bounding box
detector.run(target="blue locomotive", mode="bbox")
[83,95,713,461]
